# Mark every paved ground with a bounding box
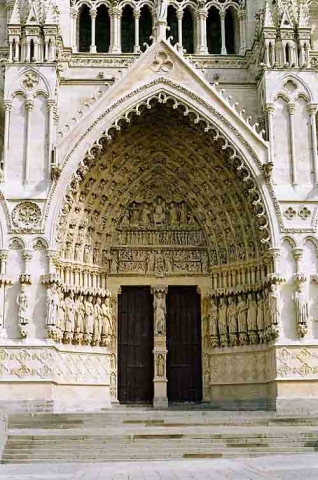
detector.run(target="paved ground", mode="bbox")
[1,454,318,480]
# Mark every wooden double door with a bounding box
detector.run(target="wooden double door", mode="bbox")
[118,286,202,404]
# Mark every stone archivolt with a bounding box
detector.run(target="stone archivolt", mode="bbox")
[55,105,272,290]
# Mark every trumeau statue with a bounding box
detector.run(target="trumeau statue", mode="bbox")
[156,354,165,377]
[154,291,166,335]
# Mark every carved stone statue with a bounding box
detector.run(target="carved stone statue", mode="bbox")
[236,294,248,345]
[227,296,238,346]
[268,284,280,340]
[74,294,85,344]
[156,354,165,377]
[294,283,309,338]
[46,283,59,327]
[17,284,30,337]
[156,0,168,22]
[209,297,219,348]
[64,291,76,344]
[153,196,166,225]
[256,292,264,341]
[141,203,151,225]
[92,297,102,346]
[101,294,113,346]
[84,295,94,344]
[218,297,228,346]
[154,291,166,335]
[169,202,179,225]
[247,293,258,344]
[57,288,65,342]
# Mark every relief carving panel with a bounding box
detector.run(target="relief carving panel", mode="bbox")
[0,348,110,384]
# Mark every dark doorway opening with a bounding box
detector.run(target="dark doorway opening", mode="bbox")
[166,286,202,403]
[118,286,154,403]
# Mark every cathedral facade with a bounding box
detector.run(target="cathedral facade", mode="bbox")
[0,0,317,413]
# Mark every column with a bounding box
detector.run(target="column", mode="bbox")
[3,100,12,180]
[292,248,304,275]
[24,99,34,183]
[47,99,55,178]
[44,39,49,62]
[220,11,227,55]
[8,39,13,62]
[14,37,20,62]
[238,10,246,55]
[71,7,78,52]
[90,7,97,53]
[287,103,296,185]
[177,9,183,52]
[0,250,8,334]
[265,102,275,165]
[151,285,168,408]
[133,9,140,53]
[307,103,318,184]
[110,6,121,53]
[26,39,31,62]
[196,8,208,54]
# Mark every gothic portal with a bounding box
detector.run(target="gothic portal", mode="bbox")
[0,0,318,413]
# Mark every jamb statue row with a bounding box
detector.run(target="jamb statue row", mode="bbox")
[203,285,281,348]
[46,284,115,347]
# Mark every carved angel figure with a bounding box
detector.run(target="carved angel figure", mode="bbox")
[154,292,166,335]
[17,285,30,326]
[46,283,59,326]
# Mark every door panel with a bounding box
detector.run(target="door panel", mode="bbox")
[118,286,154,403]
[167,286,202,402]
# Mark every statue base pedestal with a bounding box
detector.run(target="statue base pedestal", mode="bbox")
[155,21,167,41]
[153,396,168,409]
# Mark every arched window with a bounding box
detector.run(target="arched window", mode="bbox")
[139,6,152,52]
[182,7,194,54]
[225,7,239,54]
[30,39,35,61]
[207,7,221,54]
[167,6,178,46]
[96,5,110,53]
[122,5,135,53]
[79,4,91,53]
